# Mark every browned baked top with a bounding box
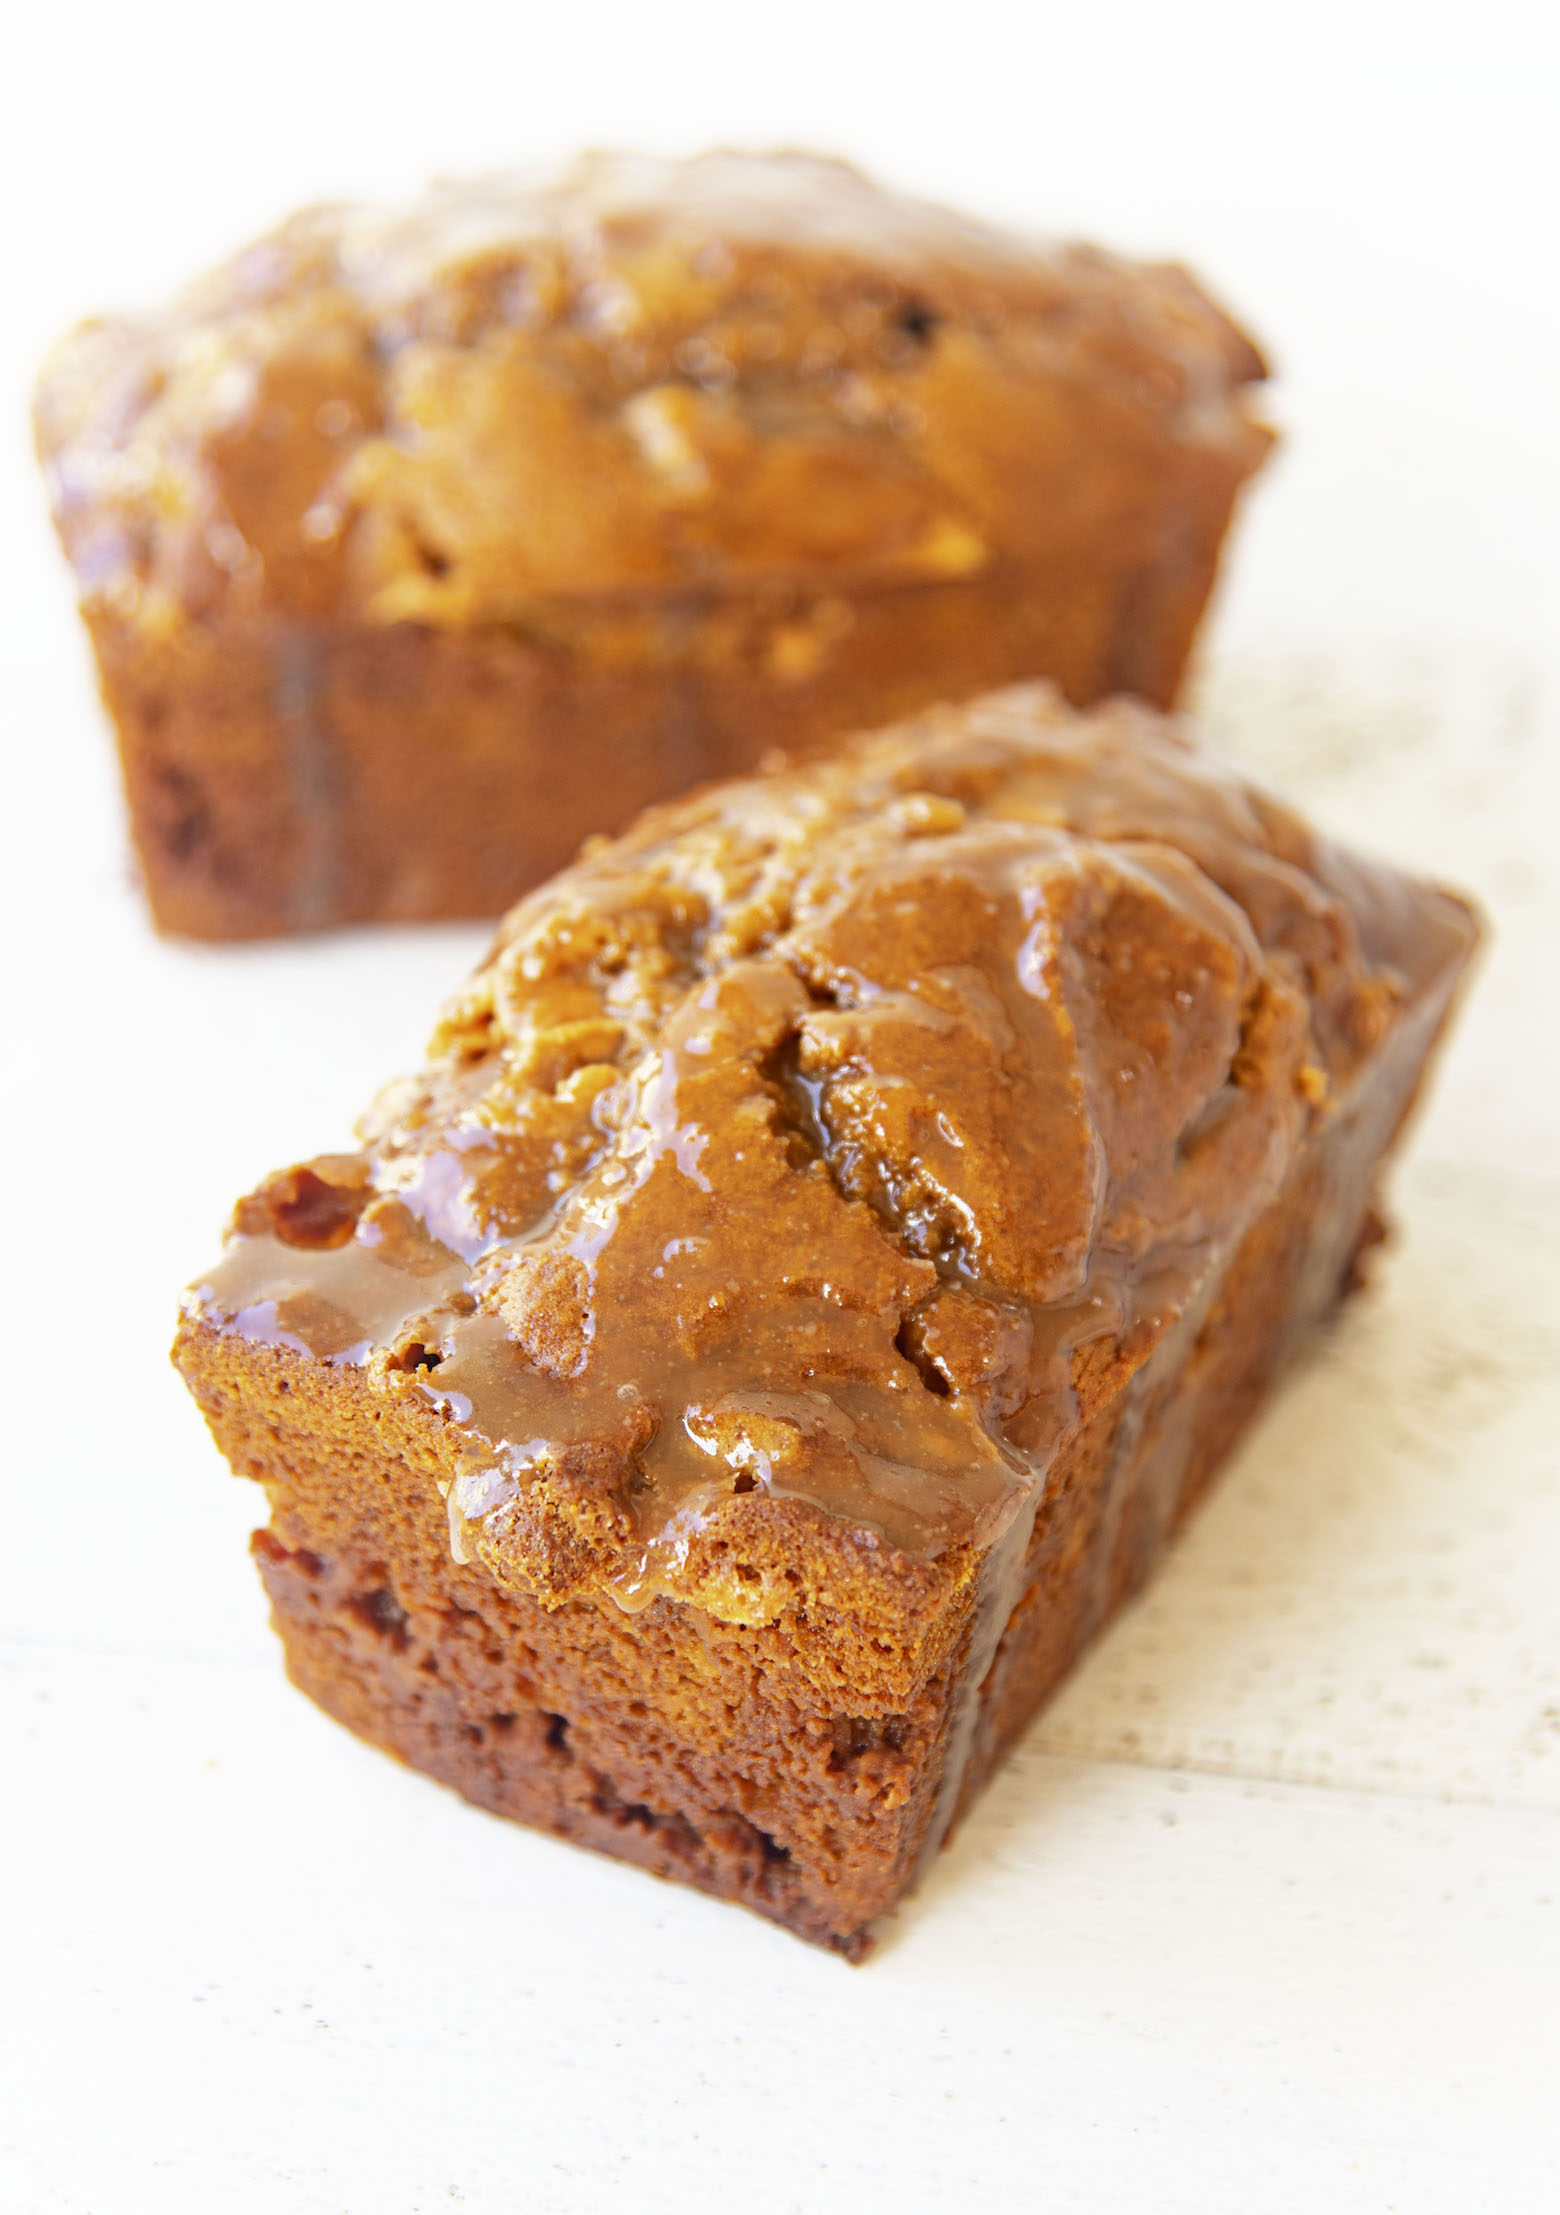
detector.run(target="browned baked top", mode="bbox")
[183,684,1476,1625]
[37,150,1271,644]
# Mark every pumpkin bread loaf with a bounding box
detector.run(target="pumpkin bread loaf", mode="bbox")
[173,684,1476,1953]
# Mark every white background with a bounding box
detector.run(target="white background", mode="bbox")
[3,4,1558,2210]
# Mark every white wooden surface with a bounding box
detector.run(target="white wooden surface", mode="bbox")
[4,7,1557,2208]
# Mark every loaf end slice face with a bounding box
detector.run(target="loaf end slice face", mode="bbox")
[37,150,1271,936]
[173,685,1477,1953]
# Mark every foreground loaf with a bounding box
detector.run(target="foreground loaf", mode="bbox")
[174,685,1477,1954]
[38,150,1271,937]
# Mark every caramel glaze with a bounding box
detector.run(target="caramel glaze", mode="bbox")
[37,150,1270,651]
[186,685,1479,1655]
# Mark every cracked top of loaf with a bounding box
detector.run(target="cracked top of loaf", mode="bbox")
[38,150,1271,644]
[181,684,1477,1629]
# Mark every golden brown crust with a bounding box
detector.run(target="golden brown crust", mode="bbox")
[172,685,1478,1950]
[36,151,1273,937]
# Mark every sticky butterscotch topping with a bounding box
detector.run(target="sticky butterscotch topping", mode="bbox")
[37,150,1269,646]
[184,685,1476,1626]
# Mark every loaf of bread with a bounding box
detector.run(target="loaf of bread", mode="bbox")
[38,152,1272,938]
[174,684,1476,1953]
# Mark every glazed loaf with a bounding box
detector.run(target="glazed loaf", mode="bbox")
[173,684,1476,1953]
[38,151,1272,937]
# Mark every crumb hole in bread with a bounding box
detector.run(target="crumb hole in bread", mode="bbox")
[827,1715,910,1771]
[591,1785,656,1832]
[544,1712,571,1756]
[347,1584,409,1650]
[387,1339,443,1374]
[895,299,939,345]
[585,1778,703,1853]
